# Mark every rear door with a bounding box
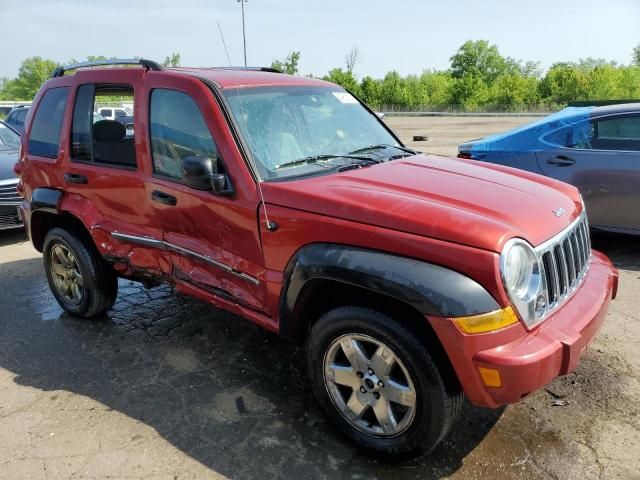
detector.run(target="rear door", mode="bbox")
[536,114,640,232]
[140,72,268,313]
[61,70,171,275]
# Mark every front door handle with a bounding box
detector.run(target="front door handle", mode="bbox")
[151,190,177,206]
[546,156,575,167]
[64,173,88,184]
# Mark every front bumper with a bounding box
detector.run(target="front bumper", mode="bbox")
[428,250,618,408]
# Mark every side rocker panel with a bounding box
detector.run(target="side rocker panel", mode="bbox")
[279,243,500,338]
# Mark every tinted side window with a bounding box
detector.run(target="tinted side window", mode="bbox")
[71,84,95,161]
[101,109,112,117]
[150,89,220,179]
[16,109,28,124]
[70,84,137,167]
[594,116,640,151]
[28,88,69,158]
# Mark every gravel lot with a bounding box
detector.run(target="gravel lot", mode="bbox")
[1,117,638,479]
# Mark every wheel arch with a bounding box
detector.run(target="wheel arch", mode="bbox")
[278,243,500,344]
[29,188,95,253]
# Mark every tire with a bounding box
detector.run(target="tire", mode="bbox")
[306,306,463,459]
[43,227,118,318]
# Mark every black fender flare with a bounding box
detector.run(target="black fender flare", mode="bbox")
[25,188,63,250]
[30,187,63,214]
[278,243,500,339]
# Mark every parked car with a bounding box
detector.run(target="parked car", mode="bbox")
[97,106,132,121]
[0,120,23,230]
[459,104,640,234]
[16,59,618,459]
[5,105,30,134]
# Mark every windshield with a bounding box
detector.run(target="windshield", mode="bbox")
[225,86,400,180]
[0,122,20,152]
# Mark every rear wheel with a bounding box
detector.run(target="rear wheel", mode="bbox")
[306,306,462,459]
[43,228,118,318]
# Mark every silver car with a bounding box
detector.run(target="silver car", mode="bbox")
[0,120,23,231]
[459,103,640,235]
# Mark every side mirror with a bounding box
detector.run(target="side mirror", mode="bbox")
[181,156,234,195]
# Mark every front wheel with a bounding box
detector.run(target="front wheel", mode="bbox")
[43,227,118,318]
[306,306,463,459]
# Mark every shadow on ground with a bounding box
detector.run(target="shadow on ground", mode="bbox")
[0,254,502,479]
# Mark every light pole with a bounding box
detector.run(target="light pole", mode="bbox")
[238,0,248,66]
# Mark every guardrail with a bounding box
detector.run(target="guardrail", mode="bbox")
[0,101,32,108]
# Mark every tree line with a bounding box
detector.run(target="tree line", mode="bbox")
[2,42,639,112]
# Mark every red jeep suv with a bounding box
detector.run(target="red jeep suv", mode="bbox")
[15,59,618,458]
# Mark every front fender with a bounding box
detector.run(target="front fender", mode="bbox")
[279,243,500,337]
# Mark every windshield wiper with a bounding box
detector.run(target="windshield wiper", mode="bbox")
[275,154,379,170]
[349,144,418,155]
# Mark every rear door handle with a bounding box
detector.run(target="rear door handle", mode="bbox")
[546,156,575,167]
[63,173,88,184]
[151,190,177,206]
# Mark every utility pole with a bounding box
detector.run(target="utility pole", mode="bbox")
[238,0,248,66]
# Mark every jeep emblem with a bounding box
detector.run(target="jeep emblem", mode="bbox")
[552,208,567,217]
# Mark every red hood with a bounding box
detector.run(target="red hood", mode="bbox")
[261,154,583,252]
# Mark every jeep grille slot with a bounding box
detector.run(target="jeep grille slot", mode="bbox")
[537,212,590,314]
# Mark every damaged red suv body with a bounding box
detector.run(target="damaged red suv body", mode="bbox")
[16,59,618,458]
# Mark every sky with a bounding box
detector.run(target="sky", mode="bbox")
[1,0,639,79]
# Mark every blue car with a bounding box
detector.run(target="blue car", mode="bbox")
[459,104,640,235]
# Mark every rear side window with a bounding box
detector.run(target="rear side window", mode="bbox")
[71,84,137,167]
[16,109,28,124]
[594,116,640,151]
[28,88,69,158]
[149,88,220,179]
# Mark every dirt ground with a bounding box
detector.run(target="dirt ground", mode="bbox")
[1,117,639,480]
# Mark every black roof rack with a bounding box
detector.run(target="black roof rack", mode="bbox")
[51,58,163,78]
[200,66,282,74]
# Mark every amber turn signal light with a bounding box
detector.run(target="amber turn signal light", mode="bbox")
[453,306,519,334]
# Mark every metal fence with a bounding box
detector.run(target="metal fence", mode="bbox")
[378,104,558,117]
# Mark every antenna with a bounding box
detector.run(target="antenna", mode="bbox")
[217,21,233,67]
[217,20,277,232]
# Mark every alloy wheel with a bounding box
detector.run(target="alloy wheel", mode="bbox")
[323,333,417,437]
[49,244,85,305]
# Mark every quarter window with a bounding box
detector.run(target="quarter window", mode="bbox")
[28,87,69,158]
[149,88,221,179]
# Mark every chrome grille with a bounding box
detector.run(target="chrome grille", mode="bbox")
[0,180,21,205]
[537,213,591,312]
[0,212,21,230]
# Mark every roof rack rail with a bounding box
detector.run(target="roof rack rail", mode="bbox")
[51,58,163,78]
[204,66,282,74]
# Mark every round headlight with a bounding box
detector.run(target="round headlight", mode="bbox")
[500,239,543,327]
[503,242,535,298]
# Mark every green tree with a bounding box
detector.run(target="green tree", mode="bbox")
[450,73,489,108]
[2,57,59,100]
[359,76,383,107]
[633,44,640,67]
[540,63,589,105]
[450,40,511,84]
[162,53,181,68]
[379,71,408,106]
[418,71,455,105]
[489,74,539,109]
[323,68,360,95]
[271,51,300,75]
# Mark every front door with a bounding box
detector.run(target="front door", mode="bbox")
[140,74,267,313]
